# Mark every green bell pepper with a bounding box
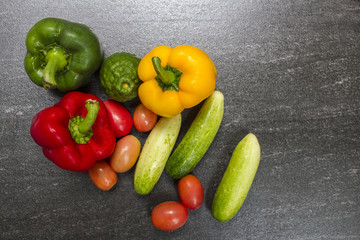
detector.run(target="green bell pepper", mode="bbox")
[24,18,103,92]
[100,52,141,102]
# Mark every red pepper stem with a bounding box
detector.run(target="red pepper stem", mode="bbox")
[78,100,100,134]
[152,57,175,85]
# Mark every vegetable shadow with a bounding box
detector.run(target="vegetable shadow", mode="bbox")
[47,88,66,99]
[144,175,179,217]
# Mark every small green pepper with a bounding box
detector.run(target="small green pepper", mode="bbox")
[24,18,103,92]
[100,52,141,102]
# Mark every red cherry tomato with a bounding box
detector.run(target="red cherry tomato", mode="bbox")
[178,174,204,210]
[104,99,133,137]
[151,201,188,231]
[88,161,117,191]
[110,135,141,173]
[133,104,157,132]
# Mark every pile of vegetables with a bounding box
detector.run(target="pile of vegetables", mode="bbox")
[26,18,261,231]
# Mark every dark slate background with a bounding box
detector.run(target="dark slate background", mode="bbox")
[1,0,359,239]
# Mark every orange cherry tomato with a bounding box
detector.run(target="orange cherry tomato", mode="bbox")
[178,174,204,210]
[88,160,117,191]
[133,104,157,132]
[151,201,188,231]
[110,135,141,173]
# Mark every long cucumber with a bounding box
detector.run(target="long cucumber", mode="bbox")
[134,114,181,195]
[211,133,261,222]
[165,91,224,179]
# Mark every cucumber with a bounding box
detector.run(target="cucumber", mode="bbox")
[165,91,224,179]
[211,133,261,222]
[134,114,181,195]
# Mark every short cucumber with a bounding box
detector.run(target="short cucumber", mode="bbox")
[165,91,224,179]
[134,114,181,195]
[211,133,261,222]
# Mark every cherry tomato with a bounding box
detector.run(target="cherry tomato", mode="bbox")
[88,160,117,191]
[110,135,141,173]
[104,99,133,137]
[133,104,157,132]
[151,201,188,231]
[178,174,204,210]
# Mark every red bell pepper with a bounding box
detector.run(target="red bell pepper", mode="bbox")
[30,92,116,172]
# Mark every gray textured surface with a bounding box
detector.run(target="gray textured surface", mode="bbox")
[1,0,360,239]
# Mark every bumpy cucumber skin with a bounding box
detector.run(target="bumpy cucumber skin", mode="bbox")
[165,91,224,179]
[134,114,181,195]
[211,133,261,222]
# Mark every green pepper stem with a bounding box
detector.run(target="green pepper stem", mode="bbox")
[78,100,100,134]
[42,48,68,89]
[152,57,175,85]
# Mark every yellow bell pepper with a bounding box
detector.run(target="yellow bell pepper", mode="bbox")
[137,45,217,117]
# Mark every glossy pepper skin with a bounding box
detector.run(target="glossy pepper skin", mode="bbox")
[30,92,116,172]
[137,45,217,117]
[24,18,103,92]
[100,52,141,102]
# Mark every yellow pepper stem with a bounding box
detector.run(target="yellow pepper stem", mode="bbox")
[152,57,182,91]
[152,57,174,85]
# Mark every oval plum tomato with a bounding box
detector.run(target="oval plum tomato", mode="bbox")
[151,201,188,231]
[104,99,133,137]
[88,160,117,191]
[110,135,141,173]
[178,174,204,210]
[133,104,157,132]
